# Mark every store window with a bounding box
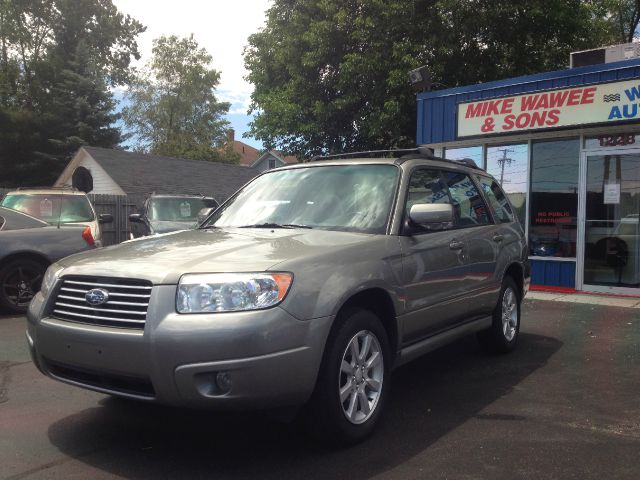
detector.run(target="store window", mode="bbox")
[529,138,579,258]
[444,146,483,168]
[486,144,528,228]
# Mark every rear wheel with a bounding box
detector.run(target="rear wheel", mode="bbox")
[303,308,391,445]
[0,259,47,313]
[477,276,520,353]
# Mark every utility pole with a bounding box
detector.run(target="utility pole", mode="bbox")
[497,148,514,185]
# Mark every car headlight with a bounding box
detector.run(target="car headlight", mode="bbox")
[41,263,64,298]
[176,272,293,313]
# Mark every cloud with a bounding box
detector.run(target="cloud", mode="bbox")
[112,0,271,148]
[112,0,271,100]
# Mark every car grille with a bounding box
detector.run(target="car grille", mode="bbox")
[44,358,155,398]
[51,276,152,329]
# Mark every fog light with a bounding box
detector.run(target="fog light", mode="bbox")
[215,371,232,394]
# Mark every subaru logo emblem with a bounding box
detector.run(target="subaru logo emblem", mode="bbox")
[85,288,109,306]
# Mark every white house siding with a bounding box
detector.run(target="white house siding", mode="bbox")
[253,155,285,173]
[55,149,126,195]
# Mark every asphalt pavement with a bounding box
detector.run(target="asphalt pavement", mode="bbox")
[1,299,639,480]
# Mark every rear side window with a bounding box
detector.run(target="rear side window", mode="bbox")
[476,175,514,223]
[442,171,491,226]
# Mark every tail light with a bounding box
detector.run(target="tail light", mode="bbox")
[82,226,95,247]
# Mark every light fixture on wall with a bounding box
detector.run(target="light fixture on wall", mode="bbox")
[408,66,432,92]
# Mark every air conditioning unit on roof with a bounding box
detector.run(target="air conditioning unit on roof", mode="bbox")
[570,42,640,68]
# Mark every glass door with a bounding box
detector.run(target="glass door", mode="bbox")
[579,151,640,293]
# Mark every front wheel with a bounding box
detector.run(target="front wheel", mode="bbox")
[477,276,521,353]
[303,308,391,445]
[0,259,47,313]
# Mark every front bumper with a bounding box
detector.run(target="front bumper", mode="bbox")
[27,286,333,409]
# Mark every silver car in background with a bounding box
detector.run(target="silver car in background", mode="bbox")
[0,207,94,312]
[26,149,529,444]
[1,187,112,247]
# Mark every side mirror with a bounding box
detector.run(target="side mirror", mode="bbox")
[409,203,454,227]
[197,207,215,225]
[98,213,113,224]
[128,213,143,223]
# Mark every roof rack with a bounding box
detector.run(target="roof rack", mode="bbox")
[308,146,483,170]
[15,185,79,191]
[309,146,436,162]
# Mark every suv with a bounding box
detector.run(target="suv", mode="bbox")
[26,149,529,444]
[128,194,219,238]
[0,188,112,247]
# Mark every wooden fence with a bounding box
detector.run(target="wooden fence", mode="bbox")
[0,189,146,247]
[89,194,146,246]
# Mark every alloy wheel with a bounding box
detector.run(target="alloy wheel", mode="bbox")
[501,287,518,342]
[338,330,384,425]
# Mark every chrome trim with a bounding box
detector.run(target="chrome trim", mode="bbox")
[52,309,146,323]
[64,280,152,290]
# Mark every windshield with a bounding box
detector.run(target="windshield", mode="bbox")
[148,197,218,222]
[205,164,399,234]
[0,194,95,223]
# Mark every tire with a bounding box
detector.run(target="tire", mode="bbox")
[303,308,391,445]
[0,258,47,313]
[477,276,521,354]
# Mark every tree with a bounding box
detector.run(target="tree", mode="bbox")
[603,0,640,42]
[122,35,238,163]
[244,0,616,159]
[0,0,144,187]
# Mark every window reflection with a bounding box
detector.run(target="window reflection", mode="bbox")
[444,146,483,168]
[486,144,528,228]
[529,139,579,257]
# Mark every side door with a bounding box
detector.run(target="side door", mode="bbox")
[440,170,499,317]
[399,168,470,344]
[475,174,524,305]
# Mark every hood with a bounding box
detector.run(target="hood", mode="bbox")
[58,227,380,284]
[149,220,196,234]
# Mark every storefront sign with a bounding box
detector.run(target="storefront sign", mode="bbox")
[534,210,572,224]
[457,78,640,137]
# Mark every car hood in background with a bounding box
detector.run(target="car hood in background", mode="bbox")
[58,227,382,284]
[149,220,196,234]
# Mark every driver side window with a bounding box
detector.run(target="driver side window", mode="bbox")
[404,169,451,233]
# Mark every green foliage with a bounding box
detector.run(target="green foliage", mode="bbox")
[601,0,640,42]
[0,0,144,187]
[244,0,618,159]
[122,35,239,164]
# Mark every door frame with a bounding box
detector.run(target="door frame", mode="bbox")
[577,146,640,295]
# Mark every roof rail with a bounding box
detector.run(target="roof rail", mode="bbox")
[15,185,79,191]
[307,146,484,171]
[309,146,436,162]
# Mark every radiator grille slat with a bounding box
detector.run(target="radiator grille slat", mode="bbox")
[51,276,151,329]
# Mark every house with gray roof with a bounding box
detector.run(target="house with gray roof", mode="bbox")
[54,147,259,203]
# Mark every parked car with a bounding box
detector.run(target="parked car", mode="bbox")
[128,194,219,238]
[26,149,529,444]
[0,207,95,313]
[0,187,112,247]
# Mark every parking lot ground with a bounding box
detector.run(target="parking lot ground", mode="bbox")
[1,299,639,480]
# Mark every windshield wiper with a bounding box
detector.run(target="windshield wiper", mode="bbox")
[239,222,312,229]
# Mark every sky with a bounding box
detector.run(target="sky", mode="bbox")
[112,0,272,149]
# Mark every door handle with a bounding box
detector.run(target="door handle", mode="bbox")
[492,234,504,243]
[449,240,464,250]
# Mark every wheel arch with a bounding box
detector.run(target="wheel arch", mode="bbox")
[0,251,52,270]
[503,262,524,300]
[334,288,399,361]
